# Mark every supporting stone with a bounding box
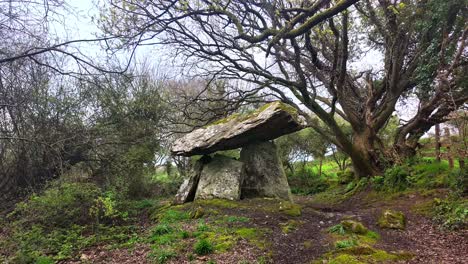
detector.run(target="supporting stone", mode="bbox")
[173,156,210,205]
[195,155,243,200]
[240,141,292,200]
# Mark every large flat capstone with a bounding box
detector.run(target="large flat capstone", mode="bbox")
[171,102,305,156]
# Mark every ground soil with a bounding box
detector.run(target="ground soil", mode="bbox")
[63,189,467,264]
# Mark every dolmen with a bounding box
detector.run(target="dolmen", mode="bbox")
[171,101,305,204]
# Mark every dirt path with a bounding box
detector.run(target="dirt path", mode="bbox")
[64,190,467,264]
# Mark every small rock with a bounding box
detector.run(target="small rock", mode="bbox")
[378,209,406,230]
[80,254,89,260]
[341,220,368,234]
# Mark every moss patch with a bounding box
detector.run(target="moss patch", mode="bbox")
[204,101,300,128]
[278,201,302,217]
[317,249,413,264]
[193,199,240,209]
[378,210,406,230]
[341,220,368,235]
[280,220,303,234]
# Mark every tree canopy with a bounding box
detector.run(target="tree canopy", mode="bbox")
[98,0,467,177]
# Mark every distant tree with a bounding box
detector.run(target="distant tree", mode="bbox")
[100,0,467,177]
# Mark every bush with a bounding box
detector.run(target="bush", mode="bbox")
[10,181,101,228]
[370,176,384,189]
[3,181,132,263]
[383,165,410,191]
[289,170,329,195]
[335,239,357,249]
[408,162,451,188]
[194,239,214,255]
[337,169,355,184]
[433,197,468,230]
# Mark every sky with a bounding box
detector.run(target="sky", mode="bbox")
[50,0,433,132]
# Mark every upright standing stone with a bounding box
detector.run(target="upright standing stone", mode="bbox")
[195,155,243,200]
[173,159,204,205]
[240,141,292,200]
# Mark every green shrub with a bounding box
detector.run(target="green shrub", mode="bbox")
[408,162,450,188]
[433,197,468,230]
[335,239,357,249]
[383,165,410,191]
[197,221,210,232]
[194,239,214,255]
[337,169,355,184]
[10,182,101,228]
[150,248,176,264]
[153,224,173,236]
[371,176,384,190]
[328,224,346,235]
[179,230,190,239]
[157,209,190,223]
[3,181,133,263]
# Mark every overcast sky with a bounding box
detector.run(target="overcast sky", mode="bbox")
[56,0,425,128]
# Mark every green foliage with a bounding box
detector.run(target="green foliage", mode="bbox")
[384,165,410,191]
[197,220,210,232]
[152,224,173,236]
[337,169,355,184]
[225,216,250,223]
[328,224,346,235]
[335,239,357,249]
[370,176,384,190]
[433,197,468,230]
[378,210,406,230]
[2,181,137,263]
[194,239,214,255]
[378,159,458,192]
[156,209,190,223]
[289,166,330,195]
[150,248,176,264]
[10,181,102,228]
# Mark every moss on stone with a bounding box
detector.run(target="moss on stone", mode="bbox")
[329,254,364,264]
[278,201,302,216]
[359,231,380,245]
[194,198,240,209]
[341,220,368,235]
[339,245,376,255]
[378,209,406,229]
[319,247,413,264]
[203,101,300,128]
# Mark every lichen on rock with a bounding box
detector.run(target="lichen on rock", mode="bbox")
[341,220,368,235]
[378,209,406,229]
[171,101,305,156]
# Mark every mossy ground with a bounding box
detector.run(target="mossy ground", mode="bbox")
[2,176,465,264]
[316,219,412,264]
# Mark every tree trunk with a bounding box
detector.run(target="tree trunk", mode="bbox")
[348,131,383,178]
[445,127,454,169]
[435,124,441,162]
[318,158,323,178]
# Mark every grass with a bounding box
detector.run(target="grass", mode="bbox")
[194,239,214,255]
[335,239,358,249]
